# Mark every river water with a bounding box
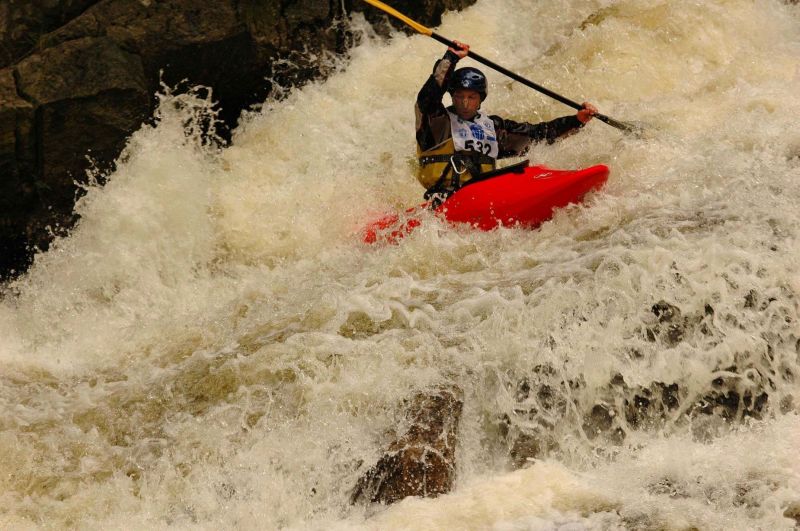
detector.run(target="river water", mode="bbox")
[2,0,799,529]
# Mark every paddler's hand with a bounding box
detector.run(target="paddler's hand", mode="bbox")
[448,40,470,59]
[577,102,598,124]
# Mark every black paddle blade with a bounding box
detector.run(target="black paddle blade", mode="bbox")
[595,113,646,136]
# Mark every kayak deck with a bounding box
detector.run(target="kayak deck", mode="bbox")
[362,164,609,244]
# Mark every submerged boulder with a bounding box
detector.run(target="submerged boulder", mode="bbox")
[501,296,794,465]
[352,385,464,505]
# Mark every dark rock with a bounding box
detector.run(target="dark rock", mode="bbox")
[10,36,150,256]
[644,300,722,347]
[690,367,770,422]
[785,501,800,526]
[652,300,681,323]
[0,67,36,279]
[744,289,758,309]
[503,288,796,461]
[582,402,624,443]
[351,385,463,505]
[34,0,254,136]
[0,0,478,280]
[0,68,35,212]
[743,289,777,311]
[645,300,687,346]
[502,333,789,464]
[16,36,149,201]
[623,381,681,430]
[665,323,684,345]
[0,0,102,68]
[41,1,243,54]
[500,368,571,467]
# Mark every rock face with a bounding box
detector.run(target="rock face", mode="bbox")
[501,296,792,466]
[0,68,35,275]
[0,1,102,67]
[0,0,477,280]
[352,385,464,505]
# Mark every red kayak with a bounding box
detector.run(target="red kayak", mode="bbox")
[361,163,609,244]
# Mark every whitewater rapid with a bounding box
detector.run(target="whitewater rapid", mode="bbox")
[1,0,800,529]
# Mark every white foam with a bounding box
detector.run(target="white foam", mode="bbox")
[1,0,799,528]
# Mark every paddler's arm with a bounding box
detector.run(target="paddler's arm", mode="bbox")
[416,51,457,115]
[415,43,469,150]
[416,41,468,115]
[493,102,598,158]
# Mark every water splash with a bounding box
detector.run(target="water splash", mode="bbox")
[1,0,799,528]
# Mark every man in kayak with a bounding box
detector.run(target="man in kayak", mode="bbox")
[416,41,598,199]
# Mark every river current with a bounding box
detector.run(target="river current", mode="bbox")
[1,0,799,529]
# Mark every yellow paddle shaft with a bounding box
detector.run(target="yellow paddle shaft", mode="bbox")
[361,0,433,35]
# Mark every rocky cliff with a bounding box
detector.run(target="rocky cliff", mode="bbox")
[0,0,476,280]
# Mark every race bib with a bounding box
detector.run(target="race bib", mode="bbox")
[448,111,499,158]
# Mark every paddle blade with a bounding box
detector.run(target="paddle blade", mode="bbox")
[595,113,646,136]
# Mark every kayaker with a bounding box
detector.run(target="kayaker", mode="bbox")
[416,41,598,199]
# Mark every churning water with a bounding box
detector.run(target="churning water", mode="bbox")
[2,0,799,528]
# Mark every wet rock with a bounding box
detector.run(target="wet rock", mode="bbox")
[580,376,679,445]
[351,385,463,505]
[784,500,800,526]
[9,36,150,261]
[644,300,722,347]
[39,1,243,56]
[0,68,35,279]
[743,289,776,311]
[619,367,770,434]
[689,366,770,422]
[744,289,758,309]
[624,381,680,430]
[504,289,796,461]
[0,0,102,68]
[504,392,628,465]
[0,0,478,280]
[16,36,149,204]
[0,69,34,188]
[502,337,789,465]
[500,367,580,467]
[38,1,259,116]
[645,300,688,347]
[582,402,625,444]
[504,429,549,468]
[652,300,681,323]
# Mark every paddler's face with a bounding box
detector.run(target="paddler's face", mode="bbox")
[452,89,481,120]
